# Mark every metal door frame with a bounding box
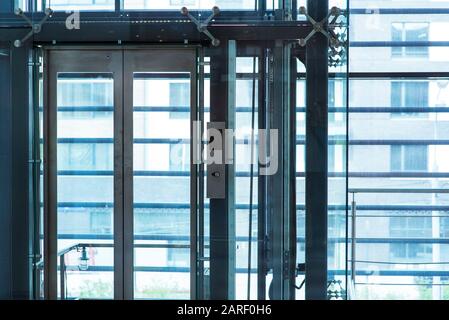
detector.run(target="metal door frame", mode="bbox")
[43,47,198,300]
[123,48,198,300]
[44,49,124,300]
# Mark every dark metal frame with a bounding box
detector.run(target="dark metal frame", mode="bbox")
[43,47,199,300]
[44,49,124,300]
[305,0,329,300]
[0,0,345,301]
[208,40,237,300]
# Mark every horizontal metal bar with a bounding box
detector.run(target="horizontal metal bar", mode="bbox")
[55,73,257,80]
[351,41,449,47]
[349,188,449,194]
[299,72,449,79]
[353,260,449,265]
[352,205,449,211]
[350,8,449,15]
[46,138,449,146]
[41,201,449,211]
[53,202,262,210]
[346,72,449,79]
[62,266,258,273]
[334,172,449,178]
[48,170,259,177]
[46,233,449,245]
[348,140,449,146]
[44,106,449,113]
[50,170,449,179]
[54,266,449,278]
[347,107,449,113]
[0,19,313,42]
[356,215,449,218]
[355,282,449,286]
[43,106,256,112]
[346,270,449,277]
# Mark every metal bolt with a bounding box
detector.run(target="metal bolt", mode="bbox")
[212,6,220,15]
[211,38,220,47]
[212,171,220,178]
[180,7,189,16]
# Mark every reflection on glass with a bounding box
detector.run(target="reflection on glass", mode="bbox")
[234,57,259,299]
[124,0,257,10]
[133,73,191,299]
[295,59,348,299]
[57,74,114,299]
[39,0,115,11]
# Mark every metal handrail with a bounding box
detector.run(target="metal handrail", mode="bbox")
[36,241,196,299]
[348,187,449,300]
[349,188,449,194]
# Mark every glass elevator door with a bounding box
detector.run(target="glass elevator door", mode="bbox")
[44,48,198,300]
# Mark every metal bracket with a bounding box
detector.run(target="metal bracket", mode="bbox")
[297,6,348,67]
[181,6,221,47]
[298,6,341,47]
[14,8,53,48]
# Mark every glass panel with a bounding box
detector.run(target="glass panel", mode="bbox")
[133,72,191,299]
[57,73,114,299]
[234,56,259,299]
[295,60,306,300]
[124,0,257,10]
[39,0,115,11]
[328,71,348,300]
[350,0,449,298]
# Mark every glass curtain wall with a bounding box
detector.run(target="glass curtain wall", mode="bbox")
[349,0,449,300]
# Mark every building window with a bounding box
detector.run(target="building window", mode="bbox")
[440,218,449,238]
[169,0,196,5]
[390,216,432,260]
[169,82,190,119]
[392,22,429,58]
[391,145,428,172]
[58,144,113,170]
[90,210,113,234]
[329,144,346,173]
[391,81,428,117]
[58,77,114,119]
[169,144,189,171]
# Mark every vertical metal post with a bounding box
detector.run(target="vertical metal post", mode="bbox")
[351,194,356,283]
[0,44,12,299]
[114,50,125,300]
[190,49,199,300]
[208,40,236,300]
[10,45,32,300]
[257,47,267,300]
[30,47,42,300]
[292,0,298,20]
[115,0,122,12]
[123,51,134,300]
[43,49,58,300]
[197,48,206,300]
[289,52,297,300]
[305,0,329,300]
[59,255,65,300]
[258,0,267,15]
[270,40,295,300]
